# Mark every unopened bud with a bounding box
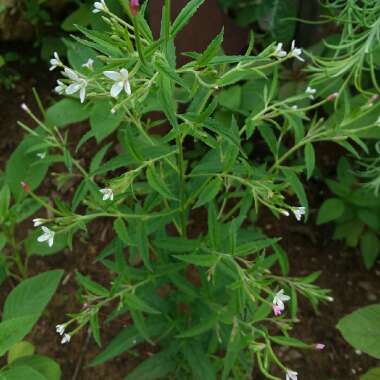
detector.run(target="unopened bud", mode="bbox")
[327,92,339,102]
[21,103,30,112]
[314,343,325,350]
[21,181,30,193]
[130,0,139,16]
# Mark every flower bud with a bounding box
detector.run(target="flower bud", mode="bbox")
[21,181,30,193]
[130,0,139,16]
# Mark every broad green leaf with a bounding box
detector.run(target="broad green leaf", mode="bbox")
[25,230,67,256]
[316,198,345,225]
[170,0,206,37]
[337,304,380,359]
[361,368,380,380]
[46,99,90,128]
[61,4,92,32]
[0,365,47,380]
[7,341,35,364]
[267,0,297,43]
[90,101,124,142]
[3,270,63,321]
[10,355,61,380]
[360,232,380,270]
[0,185,10,221]
[0,316,37,356]
[5,137,49,201]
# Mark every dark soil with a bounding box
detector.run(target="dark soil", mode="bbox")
[1,12,379,380]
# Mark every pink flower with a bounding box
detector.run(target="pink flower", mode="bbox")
[327,92,339,101]
[21,181,30,193]
[314,343,325,350]
[130,0,139,15]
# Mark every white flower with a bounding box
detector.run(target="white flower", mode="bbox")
[292,105,298,110]
[82,58,94,70]
[93,0,107,13]
[61,333,71,344]
[33,218,45,227]
[273,289,290,312]
[292,207,306,221]
[289,40,304,62]
[286,369,298,380]
[274,42,287,59]
[37,226,55,247]
[63,68,87,103]
[50,52,62,71]
[37,152,46,159]
[103,69,132,98]
[280,209,290,217]
[99,188,114,201]
[21,103,30,112]
[56,324,65,335]
[305,86,316,99]
[54,80,66,95]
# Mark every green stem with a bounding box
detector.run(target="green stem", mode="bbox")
[176,134,187,237]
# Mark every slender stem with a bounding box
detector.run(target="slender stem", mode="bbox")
[176,134,187,237]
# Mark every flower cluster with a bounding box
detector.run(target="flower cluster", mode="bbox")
[274,40,304,62]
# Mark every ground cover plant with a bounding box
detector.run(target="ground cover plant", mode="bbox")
[1,0,380,379]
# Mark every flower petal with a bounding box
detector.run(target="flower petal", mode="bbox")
[65,83,81,95]
[110,81,124,98]
[124,80,132,96]
[103,71,122,81]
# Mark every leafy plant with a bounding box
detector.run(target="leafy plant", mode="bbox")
[317,157,380,269]
[0,270,63,380]
[337,304,380,380]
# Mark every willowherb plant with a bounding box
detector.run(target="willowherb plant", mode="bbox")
[15,0,380,378]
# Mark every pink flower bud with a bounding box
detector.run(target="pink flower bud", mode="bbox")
[273,304,282,316]
[130,0,139,16]
[314,343,325,350]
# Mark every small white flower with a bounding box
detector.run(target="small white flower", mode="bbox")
[289,40,304,62]
[274,42,287,59]
[292,206,306,221]
[93,0,107,13]
[37,152,46,159]
[56,324,65,335]
[54,80,66,95]
[305,86,316,99]
[103,69,132,98]
[292,105,298,110]
[33,218,45,227]
[82,58,94,70]
[327,296,334,302]
[99,188,114,201]
[37,226,55,247]
[273,289,290,312]
[61,333,71,344]
[286,369,298,380]
[63,68,87,103]
[50,52,62,71]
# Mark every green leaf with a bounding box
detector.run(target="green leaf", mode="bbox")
[337,304,380,359]
[10,355,61,380]
[282,169,308,211]
[90,101,124,142]
[174,253,219,267]
[316,198,345,225]
[268,0,297,43]
[360,232,380,270]
[7,341,35,364]
[197,29,224,66]
[113,218,130,244]
[0,365,47,380]
[0,185,10,221]
[3,270,63,322]
[358,210,380,230]
[136,221,151,271]
[5,137,49,201]
[154,237,200,253]
[25,230,67,257]
[194,178,222,208]
[270,336,309,348]
[90,143,112,174]
[75,272,109,297]
[46,99,90,128]
[123,293,160,315]
[181,342,216,380]
[124,349,176,380]
[304,143,315,179]
[158,75,178,130]
[61,4,92,32]
[178,315,218,338]
[361,368,380,380]
[235,238,280,256]
[0,316,37,356]
[170,0,206,37]
[146,165,176,200]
